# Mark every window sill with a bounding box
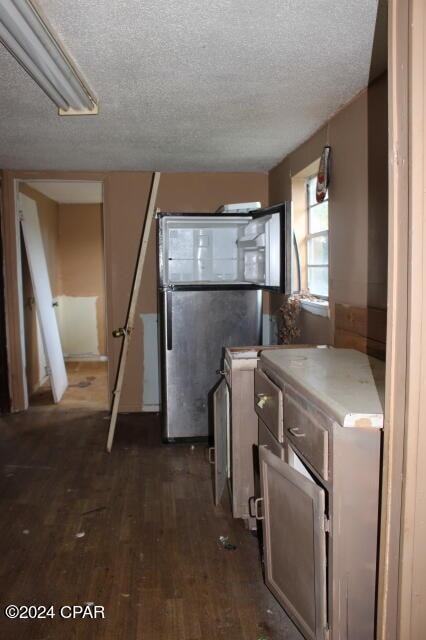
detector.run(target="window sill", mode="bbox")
[300,298,329,318]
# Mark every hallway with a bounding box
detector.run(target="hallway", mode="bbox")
[0,409,302,640]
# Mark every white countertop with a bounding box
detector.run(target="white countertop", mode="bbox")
[260,347,385,428]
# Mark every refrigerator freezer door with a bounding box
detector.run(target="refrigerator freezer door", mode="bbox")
[244,203,292,292]
[159,289,262,440]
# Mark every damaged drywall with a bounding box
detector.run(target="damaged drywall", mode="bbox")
[55,295,100,359]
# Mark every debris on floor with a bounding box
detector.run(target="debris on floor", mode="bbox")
[70,380,92,388]
[75,531,85,538]
[22,529,30,535]
[218,535,237,551]
[82,506,107,516]
[5,464,53,470]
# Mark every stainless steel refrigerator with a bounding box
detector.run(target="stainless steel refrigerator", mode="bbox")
[157,203,291,441]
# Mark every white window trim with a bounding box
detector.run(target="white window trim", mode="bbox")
[306,175,329,300]
[300,298,329,317]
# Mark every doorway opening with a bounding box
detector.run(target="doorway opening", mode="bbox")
[18,180,108,411]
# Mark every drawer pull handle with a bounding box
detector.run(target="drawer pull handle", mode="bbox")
[254,497,264,520]
[288,427,306,438]
[208,447,215,464]
[256,393,269,409]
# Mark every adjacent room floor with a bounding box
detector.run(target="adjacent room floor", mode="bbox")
[30,361,109,411]
[0,409,302,640]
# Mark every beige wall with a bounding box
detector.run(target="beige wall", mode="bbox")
[330,73,388,310]
[366,74,389,311]
[57,203,106,355]
[268,73,388,348]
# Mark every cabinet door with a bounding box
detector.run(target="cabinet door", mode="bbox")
[213,378,230,506]
[259,445,327,640]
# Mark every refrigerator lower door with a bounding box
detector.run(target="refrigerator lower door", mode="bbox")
[159,289,261,440]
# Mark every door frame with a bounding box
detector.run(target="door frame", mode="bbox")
[0,178,11,412]
[378,0,426,637]
[1,171,110,411]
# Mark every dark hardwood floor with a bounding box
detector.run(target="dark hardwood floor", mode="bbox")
[0,409,302,640]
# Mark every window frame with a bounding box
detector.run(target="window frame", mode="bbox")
[306,175,329,300]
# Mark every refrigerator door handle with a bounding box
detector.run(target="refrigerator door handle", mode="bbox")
[166,291,173,350]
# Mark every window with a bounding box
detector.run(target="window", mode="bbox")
[306,175,329,298]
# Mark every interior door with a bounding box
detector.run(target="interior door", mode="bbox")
[213,377,230,506]
[19,194,68,402]
[259,445,327,640]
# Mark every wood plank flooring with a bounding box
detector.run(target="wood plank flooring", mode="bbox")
[0,409,302,640]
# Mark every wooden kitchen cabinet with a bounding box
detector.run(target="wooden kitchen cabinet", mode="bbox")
[212,347,260,525]
[254,347,385,640]
[212,345,317,526]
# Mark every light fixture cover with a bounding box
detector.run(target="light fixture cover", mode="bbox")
[0,0,97,114]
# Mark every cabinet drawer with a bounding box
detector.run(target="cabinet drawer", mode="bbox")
[284,390,329,481]
[258,420,285,460]
[254,369,283,442]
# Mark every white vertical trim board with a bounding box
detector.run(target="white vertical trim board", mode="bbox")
[262,313,278,345]
[15,185,29,408]
[141,313,160,411]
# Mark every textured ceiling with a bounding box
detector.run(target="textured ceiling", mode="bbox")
[0,0,383,172]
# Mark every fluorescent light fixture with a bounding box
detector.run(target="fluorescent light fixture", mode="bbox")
[0,0,98,115]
